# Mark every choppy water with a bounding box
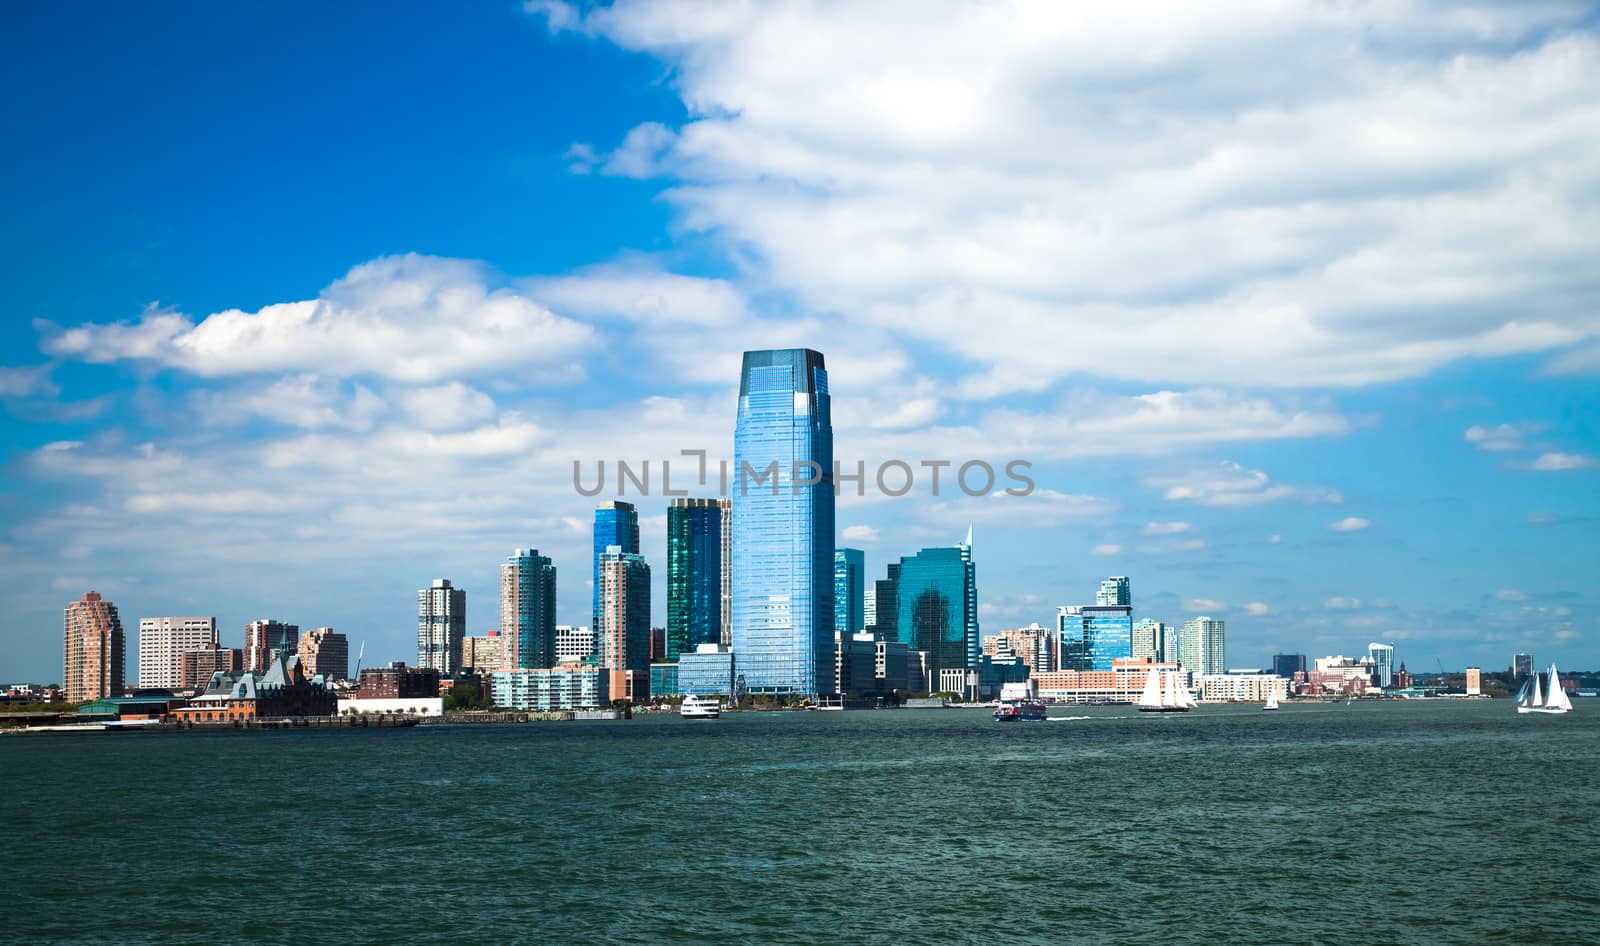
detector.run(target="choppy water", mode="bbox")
[4,700,1597,944]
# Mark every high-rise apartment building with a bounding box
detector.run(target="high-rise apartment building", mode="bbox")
[137,616,218,689]
[64,591,125,702]
[1180,617,1226,675]
[599,546,651,703]
[180,644,243,690]
[502,549,557,670]
[462,634,504,674]
[834,547,865,635]
[245,619,299,673]
[418,578,467,675]
[667,498,730,660]
[894,539,979,685]
[1097,576,1131,607]
[731,348,835,696]
[1513,652,1533,678]
[1132,619,1168,663]
[1368,642,1395,688]
[593,501,639,632]
[1058,605,1134,671]
[1272,654,1307,679]
[298,626,349,680]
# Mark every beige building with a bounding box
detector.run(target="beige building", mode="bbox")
[1198,673,1288,702]
[180,644,244,690]
[64,591,125,703]
[1466,667,1482,697]
[463,634,505,673]
[298,626,349,681]
[138,616,218,689]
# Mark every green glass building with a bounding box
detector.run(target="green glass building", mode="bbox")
[666,497,729,660]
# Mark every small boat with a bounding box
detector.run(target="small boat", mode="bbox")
[1263,689,1280,711]
[994,681,1046,721]
[1136,668,1196,713]
[679,694,721,719]
[1515,663,1574,715]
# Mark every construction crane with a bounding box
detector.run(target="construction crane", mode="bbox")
[352,640,366,683]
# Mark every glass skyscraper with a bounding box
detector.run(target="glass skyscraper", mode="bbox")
[599,545,651,702]
[893,540,979,684]
[667,497,729,660]
[1368,642,1395,687]
[1058,605,1133,671]
[731,348,834,696]
[834,547,865,635]
[592,501,639,632]
[501,548,557,669]
[1096,576,1131,607]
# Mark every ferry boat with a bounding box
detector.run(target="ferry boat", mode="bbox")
[679,695,721,719]
[1515,663,1574,715]
[994,681,1046,721]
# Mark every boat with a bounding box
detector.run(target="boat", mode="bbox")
[679,694,721,719]
[1136,668,1196,713]
[994,681,1046,721]
[1263,689,1280,711]
[1515,663,1574,715]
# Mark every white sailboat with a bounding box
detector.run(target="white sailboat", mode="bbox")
[1137,668,1194,713]
[1263,688,1280,711]
[1516,663,1574,715]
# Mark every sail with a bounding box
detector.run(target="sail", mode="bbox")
[1531,672,1543,708]
[1514,678,1532,706]
[1546,664,1573,712]
[1180,682,1198,709]
[1163,672,1179,707]
[1138,669,1163,707]
[1265,689,1279,709]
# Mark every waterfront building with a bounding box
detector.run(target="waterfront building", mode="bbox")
[491,665,611,711]
[1179,617,1226,675]
[593,501,640,631]
[833,630,910,697]
[650,662,679,698]
[63,591,125,703]
[1272,653,1307,679]
[1033,658,1189,704]
[1513,652,1533,679]
[418,579,466,675]
[1132,619,1168,663]
[731,348,835,696]
[137,616,218,689]
[834,547,865,634]
[894,539,979,685]
[1368,642,1396,688]
[1198,673,1289,702]
[245,619,299,674]
[356,662,440,699]
[599,545,652,703]
[462,633,505,674]
[678,643,737,697]
[1311,655,1374,696]
[554,626,596,664]
[297,627,349,681]
[1466,667,1482,696]
[180,644,244,690]
[1097,576,1131,607]
[501,548,557,669]
[667,497,730,659]
[1058,605,1134,671]
[173,650,337,724]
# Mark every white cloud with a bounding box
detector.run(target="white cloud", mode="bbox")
[1328,516,1371,532]
[1325,596,1364,609]
[922,489,1114,528]
[1464,422,1543,453]
[537,1,1600,391]
[841,524,880,542]
[1150,461,1342,508]
[194,375,387,431]
[1524,451,1596,471]
[1494,589,1528,602]
[1186,599,1225,613]
[1142,521,1192,536]
[1245,602,1270,616]
[526,264,746,326]
[1091,544,1122,557]
[1268,534,1282,544]
[41,254,595,383]
[0,364,58,398]
[393,382,496,432]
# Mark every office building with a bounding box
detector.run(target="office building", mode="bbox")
[501,548,557,669]
[593,501,640,631]
[834,547,865,634]
[1272,653,1307,679]
[894,538,979,684]
[180,644,244,690]
[1513,652,1533,678]
[599,545,651,703]
[298,627,349,681]
[679,643,737,698]
[868,563,899,639]
[554,626,596,664]
[137,616,218,689]
[1132,619,1168,664]
[667,497,730,660]
[245,619,299,673]
[63,591,125,703]
[731,348,835,696]
[1096,576,1131,607]
[833,630,910,697]
[462,634,504,674]
[1179,617,1226,675]
[418,579,466,675]
[1058,605,1134,672]
[1367,642,1395,688]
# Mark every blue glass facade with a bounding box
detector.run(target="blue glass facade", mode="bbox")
[501,548,556,669]
[1058,605,1133,671]
[834,547,864,634]
[592,501,639,632]
[667,498,726,659]
[732,348,834,696]
[893,543,978,684]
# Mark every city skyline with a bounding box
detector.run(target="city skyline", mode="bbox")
[2,3,1599,682]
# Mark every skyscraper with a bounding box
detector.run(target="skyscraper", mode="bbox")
[298,626,349,680]
[1180,617,1226,675]
[1513,652,1533,678]
[245,619,299,673]
[137,616,218,689]
[1058,605,1133,671]
[894,539,979,684]
[418,579,467,675]
[1097,576,1131,607]
[731,348,835,696]
[870,563,900,639]
[599,545,651,702]
[593,501,639,632]
[1368,642,1395,688]
[64,591,125,702]
[1132,619,1168,663]
[1272,653,1307,679]
[667,497,729,660]
[502,548,557,670]
[834,547,865,634]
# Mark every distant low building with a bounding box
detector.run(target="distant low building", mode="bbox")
[1199,673,1288,702]
[357,663,440,700]
[173,649,337,724]
[491,665,610,711]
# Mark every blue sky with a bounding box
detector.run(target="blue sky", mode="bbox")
[3,1,1598,682]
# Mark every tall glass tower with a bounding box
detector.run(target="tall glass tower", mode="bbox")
[667,497,728,660]
[834,547,865,634]
[501,548,557,669]
[593,501,639,632]
[732,348,834,696]
[1096,576,1131,607]
[893,540,979,684]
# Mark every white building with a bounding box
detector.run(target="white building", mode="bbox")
[1368,642,1395,687]
[555,625,597,663]
[418,579,467,675]
[1180,617,1226,675]
[492,665,610,711]
[1198,673,1288,702]
[138,616,218,689]
[338,697,444,717]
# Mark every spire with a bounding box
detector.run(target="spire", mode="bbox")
[963,524,973,549]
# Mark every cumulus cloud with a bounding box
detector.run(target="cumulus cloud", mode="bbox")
[1245,602,1270,616]
[1464,422,1543,453]
[41,254,595,383]
[1325,596,1363,609]
[525,264,746,326]
[841,524,880,542]
[1524,451,1596,471]
[1328,516,1371,532]
[0,364,58,398]
[1091,544,1122,557]
[1150,461,1342,508]
[1143,521,1193,536]
[1186,599,1225,613]
[1495,589,1528,602]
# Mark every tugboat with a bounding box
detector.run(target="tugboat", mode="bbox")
[994,681,1046,721]
[679,694,721,719]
